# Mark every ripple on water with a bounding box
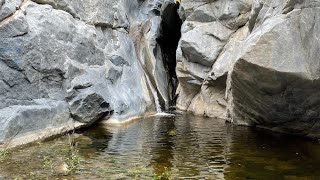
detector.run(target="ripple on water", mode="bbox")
[0,113,320,179]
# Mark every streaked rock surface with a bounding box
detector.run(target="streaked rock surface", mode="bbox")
[176,0,320,138]
[0,0,168,145]
[176,0,252,119]
[227,3,320,138]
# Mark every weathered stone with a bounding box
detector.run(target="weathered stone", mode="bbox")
[69,91,110,124]
[31,0,133,29]
[227,7,320,138]
[0,0,23,22]
[1,0,320,144]
[186,25,250,118]
[175,0,249,114]
[0,11,28,38]
[0,0,168,145]
[0,99,73,144]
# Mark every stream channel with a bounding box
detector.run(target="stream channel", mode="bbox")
[0,113,320,179]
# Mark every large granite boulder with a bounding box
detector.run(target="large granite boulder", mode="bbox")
[32,0,132,28]
[176,0,252,118]
[0,100,74,146]
[227,1,320,138]
[0,0,168,146]
[176,0,320,138]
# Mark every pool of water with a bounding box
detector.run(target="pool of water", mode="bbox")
[0,113,320,179]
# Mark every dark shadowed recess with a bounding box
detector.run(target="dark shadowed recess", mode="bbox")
[157,2,182,108]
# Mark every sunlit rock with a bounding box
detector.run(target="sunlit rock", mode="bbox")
[227,5,320,138]
[176,0,252,117]
[0,0,167,145]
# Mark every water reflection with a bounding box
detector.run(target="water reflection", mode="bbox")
[1,113,320,179]
[149,116,175,174]
[81,114,320,179]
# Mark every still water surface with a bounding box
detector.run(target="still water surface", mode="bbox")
[0,113,320,179]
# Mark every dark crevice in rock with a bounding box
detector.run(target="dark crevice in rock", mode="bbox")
[248,2,263,32]
[158,2,182,108]
[12,31,27,38]
[94,22,129,32]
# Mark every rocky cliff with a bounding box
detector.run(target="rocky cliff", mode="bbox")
[0,0,171,146]
[0,0,320,146]
[177,0,320,139]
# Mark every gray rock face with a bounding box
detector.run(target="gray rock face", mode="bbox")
[0,99,73,144]
[176,0,320,138]
[69,92,110,124]
[1,0,320,145]
[0,0,23,22]
[227,3,320,138]
[0,0,169,145]
[176,0,252,118]
[32,0,132,29]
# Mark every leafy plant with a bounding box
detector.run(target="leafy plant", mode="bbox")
[27,172,37,180]
[65,147,82,172]
[42,155,54,171]
[153,167,172,180]
[0,148,10,162]
[127,167,148,178]
[168,130,177,136]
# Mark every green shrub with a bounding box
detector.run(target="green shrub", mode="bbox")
[153,167,172,180]
[0,148,10,162]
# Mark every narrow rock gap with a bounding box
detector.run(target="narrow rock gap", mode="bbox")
[157,2,182,109]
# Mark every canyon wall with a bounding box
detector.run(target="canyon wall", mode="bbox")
[1,0,320,146]
[177,0,320,138]
[0,0,169,146]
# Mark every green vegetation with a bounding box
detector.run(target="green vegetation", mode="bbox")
[37,132,82,174]
[0,148,10,162]
[153,167,172,180]
[42,155,54,171]
[65,146,81,172]
[127,167,148,179]
[168,130,176,136]
[64,132,82,172]
[27,172,37,180]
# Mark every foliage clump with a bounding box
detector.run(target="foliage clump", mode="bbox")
[0,148,10,162]
[153,167,172,180]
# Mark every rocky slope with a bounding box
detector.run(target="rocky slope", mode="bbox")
[177,0,320,138]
